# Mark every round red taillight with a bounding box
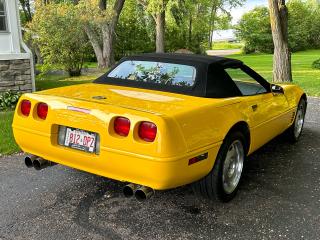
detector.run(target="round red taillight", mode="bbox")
[114,117,131,137]
[138,121,157,142]
[37,103,48,120]
[21,100,31,116]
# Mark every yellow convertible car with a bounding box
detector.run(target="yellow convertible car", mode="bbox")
[12,53,307,202]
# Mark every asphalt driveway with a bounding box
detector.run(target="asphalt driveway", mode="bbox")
[0,98,319,240]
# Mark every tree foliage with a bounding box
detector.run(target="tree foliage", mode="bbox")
[115,0,155,58]
[26,0,241,72]
[29,3,91,76]
[288,0,320,51]
[237,0,320,53]
[236,7,273,53]
[19,0,33,24]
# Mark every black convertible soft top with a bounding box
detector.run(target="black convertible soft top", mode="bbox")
[94,53,268,98]
[127,53,243,67]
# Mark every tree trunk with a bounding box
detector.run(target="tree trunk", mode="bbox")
[208,5,217,49]
[102,24,115,68]
[188,15,192,49]
[268,0,292,82]
[155,11,165,53]
[84,0,125,69]
[34,44,43,64]
[84,25,106,68]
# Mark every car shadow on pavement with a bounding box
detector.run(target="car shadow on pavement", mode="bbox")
[65,126,319,239]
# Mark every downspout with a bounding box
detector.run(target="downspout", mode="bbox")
[15,0,36,92]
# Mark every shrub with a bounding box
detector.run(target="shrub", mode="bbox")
[28,3,91,77]
[0,91,21,111]
[288,0,313,51]
[236,7,274,54]
[312,59,320,70]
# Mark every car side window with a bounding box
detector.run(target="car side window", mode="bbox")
[225,68,268,96]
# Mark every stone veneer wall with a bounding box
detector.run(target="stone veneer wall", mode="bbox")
[0,59,32,93]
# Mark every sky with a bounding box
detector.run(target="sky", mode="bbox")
[230,0,268,24]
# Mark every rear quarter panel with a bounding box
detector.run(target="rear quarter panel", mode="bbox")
[281,84,306,107]
[173,98,249,152]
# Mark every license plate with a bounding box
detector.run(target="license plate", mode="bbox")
[62,127,97,153]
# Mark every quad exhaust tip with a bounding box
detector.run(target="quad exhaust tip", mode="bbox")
[33,158,50,170]
[25,156,153,200]
[135,186,154,202]
[24,156,36,168]
[123,183,139,198]
[24,155,56,170]
[123,184,154,201]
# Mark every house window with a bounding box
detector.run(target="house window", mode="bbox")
[0,0,7,31]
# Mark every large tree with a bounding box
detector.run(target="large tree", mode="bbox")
[268,0,292,82]
[207,0,241,49]
[78,0,126,68]
[138,0,168,53]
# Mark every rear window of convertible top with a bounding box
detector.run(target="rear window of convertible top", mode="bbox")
[107,60,197,87]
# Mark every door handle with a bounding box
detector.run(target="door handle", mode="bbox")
[252,104,258,111]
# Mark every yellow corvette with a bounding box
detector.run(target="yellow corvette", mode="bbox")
[12,53,307,202]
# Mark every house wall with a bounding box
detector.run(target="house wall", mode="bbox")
[0,0,34,94]
[0,59,32,93]
[0,0,20,54]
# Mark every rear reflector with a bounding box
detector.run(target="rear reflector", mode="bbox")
[114,117,131,136]
[188,153,208,165]
[21,100,31,116]
[37,103,48,120]
[138,122,157,142]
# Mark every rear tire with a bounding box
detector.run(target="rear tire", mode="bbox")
[285,98,307,143]
[192,131,246,202]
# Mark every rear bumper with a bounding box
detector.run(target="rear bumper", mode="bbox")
[13,126,221,190]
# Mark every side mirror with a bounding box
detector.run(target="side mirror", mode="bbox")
[271,84,284,94]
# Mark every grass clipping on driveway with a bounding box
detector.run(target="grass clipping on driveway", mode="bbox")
[0,111,19,155]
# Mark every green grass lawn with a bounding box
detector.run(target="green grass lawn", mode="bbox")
[36,74,97,91]
[212,42,244,50]
[230,49,320,96]
[0,111,20,155]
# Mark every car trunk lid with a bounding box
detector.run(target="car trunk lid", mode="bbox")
[37,83,222,116]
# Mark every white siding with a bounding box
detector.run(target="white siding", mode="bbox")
[0,0,20,54]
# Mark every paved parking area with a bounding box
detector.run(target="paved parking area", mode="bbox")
[0,98,319,240]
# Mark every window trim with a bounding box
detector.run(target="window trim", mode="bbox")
[0,0,8,32]
[107,60,198,88]
[225,64,271,97]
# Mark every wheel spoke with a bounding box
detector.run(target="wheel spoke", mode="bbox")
[222,140,244,194]
[294,102,305,138]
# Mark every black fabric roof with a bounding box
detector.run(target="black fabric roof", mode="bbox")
[124,53,243,68]
[94,53,261,98]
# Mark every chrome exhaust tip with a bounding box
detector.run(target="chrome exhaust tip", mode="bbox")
[134,186,154,202]
[24,156,36,168]
[123,183,139,198]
